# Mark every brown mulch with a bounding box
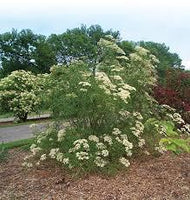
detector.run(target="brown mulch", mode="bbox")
[0,150,190,200]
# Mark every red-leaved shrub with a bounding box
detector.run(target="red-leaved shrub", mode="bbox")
[154,69,190,113]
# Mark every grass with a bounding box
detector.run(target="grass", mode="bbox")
[0,146,9,162]
[0,138,33,162]
[0,112,13,119]
[0,138,34,150]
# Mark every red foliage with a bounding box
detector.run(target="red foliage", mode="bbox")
[154,70,190,112]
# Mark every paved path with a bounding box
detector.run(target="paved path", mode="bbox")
[0,123,47,143]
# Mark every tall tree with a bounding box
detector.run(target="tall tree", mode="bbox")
[48,25,120,67]
[0,29,56,77]
[119,40,135,56]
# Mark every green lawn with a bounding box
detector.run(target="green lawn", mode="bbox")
[0,138,34,150]
[0,138,33,162]
[0,112,13,119]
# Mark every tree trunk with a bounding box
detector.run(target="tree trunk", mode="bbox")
[18,112,28,122]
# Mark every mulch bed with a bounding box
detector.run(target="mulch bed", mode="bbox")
[0,149,190,200]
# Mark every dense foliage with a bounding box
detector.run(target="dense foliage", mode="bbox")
[48,25,120,66]
[0,29,56,77]
[22,38,190,174]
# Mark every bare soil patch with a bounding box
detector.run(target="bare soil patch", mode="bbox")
[0,149,190,200]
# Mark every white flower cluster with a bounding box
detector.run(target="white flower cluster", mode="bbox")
[101,149,109,157]
[79,81,91,92]
[22,143,44,168]
[158,125,167,135]
[138,138,146,148]
[172,113,185,124]
[155,145,167,154]
[117,56,129,61]
[130,53,142,62]
[135,46,149,56]
[112,128,121,135]
[133,112,143,120]
[30,144,41,155]
[112,128,133,153]
[96,142,106,150]
[161,104,176,112]
[163,107,190,135]
[180,123,190,135]
[96,72,116,95]
[69,139,89,153]
[36,134,47,144]
[103,135,113,145]
[119,110,130,118]
[94,156,107,167]
[76,152,89,160]
[27,146,70,166]
[130,121,144,137]
[110,65,124,72]
[40,154,47,161]
[119,157,130,168]
[98,38,125,55]
[49,148,59,158]
[88,135,99,143]
[130,120,146,148]
[166,112,185,125]
[49,150,70,165]
[22,162,33,168]
[122,84,136,91]
[56,152,64,162]
[57,129,66,142]
[56,152,69,165]
[116,88,131,104]
[95,70,135,104]
[111,75,123,81]
[79,81,91,87]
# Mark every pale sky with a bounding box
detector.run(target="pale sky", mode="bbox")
[0,0,190,69]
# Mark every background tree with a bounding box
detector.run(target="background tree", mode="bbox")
[0,29,56,78]
[138,41,183,83]
[119,40,135,56]
[48,25,120,69]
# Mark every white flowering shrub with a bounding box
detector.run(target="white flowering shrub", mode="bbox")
[23,37,189,174]
[0,70,46,121]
